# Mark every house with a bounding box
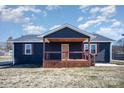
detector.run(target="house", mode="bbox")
[12,24,113,67]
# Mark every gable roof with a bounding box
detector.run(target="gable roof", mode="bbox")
[41,24,93,38]
[91,34,113,42]
[13,24,113,43]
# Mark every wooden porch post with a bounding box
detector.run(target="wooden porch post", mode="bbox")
[43,38,45,67]
[88,38,91,63]
[82,41,84,59]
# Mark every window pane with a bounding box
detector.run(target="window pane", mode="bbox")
[91,45,96,54]
[26,49,31,54]
[26,44,31,49]
[84,44,89,52]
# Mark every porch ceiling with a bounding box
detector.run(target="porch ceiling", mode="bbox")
[46,38,87,42]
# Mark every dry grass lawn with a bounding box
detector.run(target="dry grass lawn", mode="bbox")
[112,60,124,65]
[0,65,124,88]
[0,56,12,61]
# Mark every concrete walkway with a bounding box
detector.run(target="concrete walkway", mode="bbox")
[95,63,119,66]
[113,60,124,62]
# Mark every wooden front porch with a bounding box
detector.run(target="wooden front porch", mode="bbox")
[43,50,95,68]
[42,38,96,68]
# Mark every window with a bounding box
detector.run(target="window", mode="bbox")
[84,44,89,52]
[84,44,97,54]
[91,44,97,54]
[24,44,32,55]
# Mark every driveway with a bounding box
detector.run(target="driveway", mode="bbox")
[0,61,13,66]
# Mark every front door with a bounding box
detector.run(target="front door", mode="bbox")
[61,44,69,60]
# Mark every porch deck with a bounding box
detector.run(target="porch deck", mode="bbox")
[43,59,92,68]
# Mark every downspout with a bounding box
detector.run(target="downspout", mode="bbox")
[110,42,112,63]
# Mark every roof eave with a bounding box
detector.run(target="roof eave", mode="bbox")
[12,41,43,43]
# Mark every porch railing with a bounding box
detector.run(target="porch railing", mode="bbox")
[44,51,96,64]
[45,51,86,60]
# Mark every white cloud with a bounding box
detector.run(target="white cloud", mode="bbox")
[111,21,121,27]
[96,27,124,40]
[23,25,46,34]
[111,19,121,27]
[78,6,116,30]
[41,5,61,17]
[77,17,83,22]
[79,5,122,40]
[49,25,61,30]
[79,5,90,12]
[89,6,116,16]
[0,6,41,23]
[46,5,60,11]
[78,15,106,30]
[0,5,6,11]
[0,7,23,23]
[79,5,91,13]
[42,11,47,17]
[90,7,100,14]
[16,6,41,13]
[100,6,116,17]
[79,5,90,9]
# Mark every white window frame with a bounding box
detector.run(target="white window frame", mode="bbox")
[84,44,89,52]
[84,44,97,54]
[24,44,32,55]
[90,44,97,54]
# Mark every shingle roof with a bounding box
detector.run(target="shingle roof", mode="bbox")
[13,35,43,42]
[91,34,113,42]
[13,33,113,42]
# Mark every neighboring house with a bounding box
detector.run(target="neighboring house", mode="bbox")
[112,38,124,60]
[0,50,5,56]
[13,24,113,67]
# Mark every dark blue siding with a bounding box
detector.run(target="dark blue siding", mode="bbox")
[14,42,110,65]
[14,43,43,65]
[45,27,89,38]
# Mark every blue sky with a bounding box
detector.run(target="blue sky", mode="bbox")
[0,5,124,42]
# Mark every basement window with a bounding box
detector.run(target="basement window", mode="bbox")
[24,44,32,55]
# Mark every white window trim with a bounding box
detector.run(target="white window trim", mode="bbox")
[24,44,32,55]
[84,44,97,54]
[90,44,97,54]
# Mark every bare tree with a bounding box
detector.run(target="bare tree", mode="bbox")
[6,36,13,52]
